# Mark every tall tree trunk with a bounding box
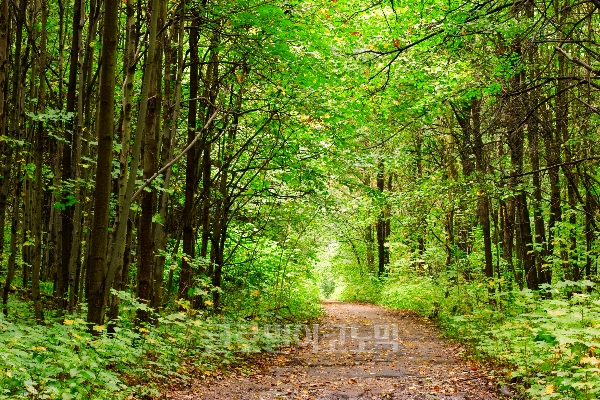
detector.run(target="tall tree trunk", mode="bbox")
[9,0,26,279]
[136,0,165,322]
[542,127,561,273]
[77,0,100,309]
[137,94,158,324]
[586,184,594,277]
[470,98,493,281]
[554,0,572,280]
[415,132,425,270]
[199,28,220,262]
[152,2,184,309]
[106,0,136,324]
[362,175,375,270]
[0,0,10,263]
[66,0,84,313]
[454,98,493,281]
[2,180,21,315]
[30,0,47,324]
[86,0,120,328]
[179,9,199,300]
[507,64,537,289]
[528,105,550,285]
[58,0,83,312]
[376,161,389,276]
[211,160,228,310]
[211,80,241,310]
[444,124,457,266]
[104,0,161,314]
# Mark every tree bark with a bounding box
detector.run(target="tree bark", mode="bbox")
[30,0,47,324]
[376,161,389,276]
[152,2,184,309]
[2,180,21,315]
[86,0,120,328]
[179,9,200,300]
[104,0,162,314]
[106,0,136,324]
[137,95,158,324]
[66,0,85,313]
[0,0,10,264]
[454,98,494,281]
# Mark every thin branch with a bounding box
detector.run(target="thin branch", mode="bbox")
[131,106,221,201]
[575,97,600,116]
[555,46,600,75]
[502,157,600,179]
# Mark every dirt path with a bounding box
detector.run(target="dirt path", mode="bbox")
[167,301,504,399]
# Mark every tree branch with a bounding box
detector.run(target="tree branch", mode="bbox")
[502,157,600,179]
[555,46,600,75]
[131,106,221,201]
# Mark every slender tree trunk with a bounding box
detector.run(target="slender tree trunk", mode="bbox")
[77,0,100,308]
[211,162,228,310]
[2,180,21,315]
[0,0,10,263]
[415,133,425,270]
[543,127,561,270]
[136,0,165,322]
[86,0,120,328]
[199,28,220,262]
[137,94,158,324]
[461,98,494,281]
[57,0,83,312]
[444,125,457,266]
[30,0,47,324]
[363,174,375,270]
[528,107,550,285]
[66,0,84,314]
[586,186,594,277]
[376,161,389,276]
[211,81,242,310]
[179,9,199,299]
[152,2,184,309]
[507,65,537,289]
[555,0,572,279]
[147,0,165,312]
[104,0,161,312]
[106,0,136,324]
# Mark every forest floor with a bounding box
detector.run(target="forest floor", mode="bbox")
[165,301,506,399]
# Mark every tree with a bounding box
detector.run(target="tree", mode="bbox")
[87,0,120,328]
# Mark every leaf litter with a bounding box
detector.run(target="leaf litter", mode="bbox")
[165,302,505,399]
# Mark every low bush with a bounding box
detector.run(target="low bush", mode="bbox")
[375,275,600,399]
[0,291,321,399]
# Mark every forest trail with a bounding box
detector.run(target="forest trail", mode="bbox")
[166,302,503,399]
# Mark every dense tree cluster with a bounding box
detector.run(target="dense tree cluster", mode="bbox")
[329,0,600,293]
[3,0,600,396]
[0,0,328,328]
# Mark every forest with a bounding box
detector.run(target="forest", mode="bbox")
[1,0,600,398]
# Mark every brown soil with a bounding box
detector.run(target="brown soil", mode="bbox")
[166,301,505,399]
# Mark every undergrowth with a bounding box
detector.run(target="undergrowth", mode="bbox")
[0,290,321,399]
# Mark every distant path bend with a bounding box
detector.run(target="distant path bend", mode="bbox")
[167,301,503,399]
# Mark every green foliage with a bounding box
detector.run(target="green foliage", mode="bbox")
[0,292,320,400]
[219,218,323,321]
[337,275,381,303]
[375,274,600,399]
[379,276,444,316]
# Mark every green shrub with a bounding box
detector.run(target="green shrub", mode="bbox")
[0,288,321,400]
[377,276,600,399]
[337,273,381,303]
